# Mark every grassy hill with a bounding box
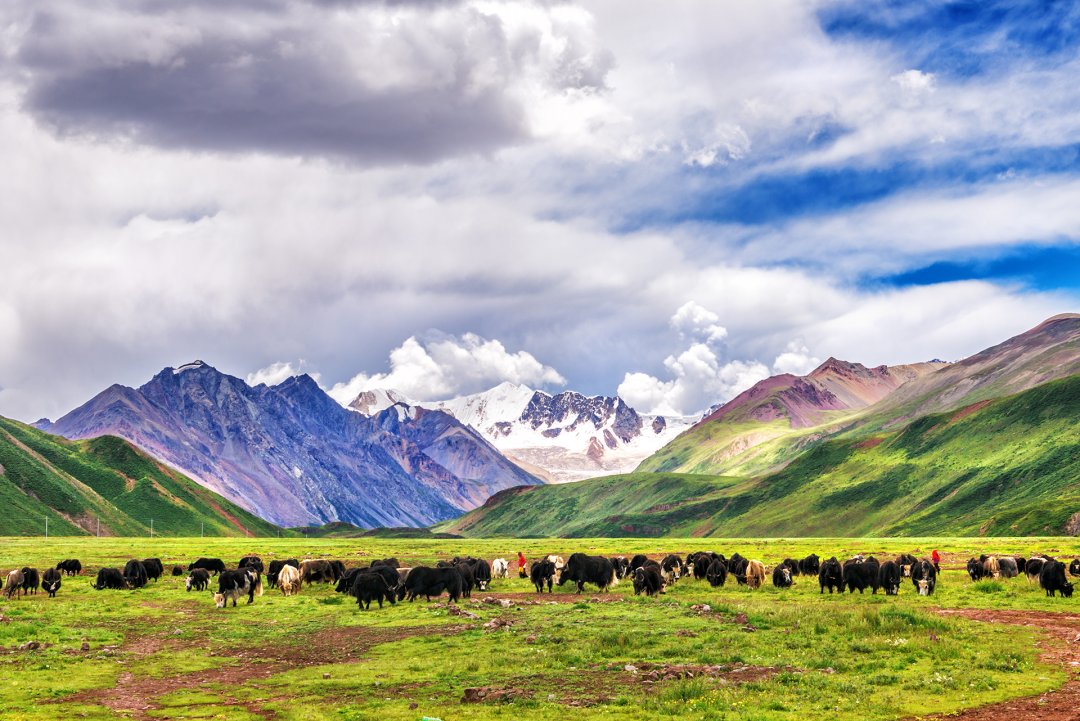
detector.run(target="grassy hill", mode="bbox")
[438,375,1080,537]
[0,416,283,536]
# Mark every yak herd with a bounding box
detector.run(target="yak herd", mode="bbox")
[2,549,1077,607]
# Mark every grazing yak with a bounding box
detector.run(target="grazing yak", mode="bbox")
[629,554,648,572]
[744,560,766,590]
[403,566,464,603]
[531,559,556,594]
[300,560,338,585]
[689,552,720,581]
[123,559,148,589]
[470,559,492,591]
[20,567,40,595]
[335,567,364,594]
[336,566,400,597]
[632,566,663,596]
[706,558,728,588]
[56,559,82,576]
[878,560,902,596]
[277,564,302,597]
[911,560,937,596]
[980,555,1000,579]
[896,553,918,577]
[798,554,820,576]
[350,569,399,609]
[213,568,262,608]
[358,565,402,599]
[4,569,25,599]
[266,559,300,588]
[781,558,800,576]
[171,565,185,576]
[188,558,226,575]
[728,554,750,585]
[238,556,264,573]
[997,557,1019,579]
[611,557,631,580]
[1069,559,1080,578]
[843,559,874,594]
[42,568,62,597]
[1040,561,1074,598]
[491,558,510,579]
[558,553,617,594]
[92,567,127,590]
[819,557,843,594]
[455,562,476,598]
[1025,557,1047,583]
[186,569,211,592]
[966,558,986,581]
[660,554,684,584]
[772,564,793,589]
[143,558,164,582]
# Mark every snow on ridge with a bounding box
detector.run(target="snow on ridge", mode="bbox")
[173,360,208,374]
[345,382,701,484]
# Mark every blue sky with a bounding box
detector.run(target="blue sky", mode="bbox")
[0,0,1077,420]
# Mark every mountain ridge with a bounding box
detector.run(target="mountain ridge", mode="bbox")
[438,314,1080,538]
[42,361,541,528]
[0,415,281,536]
[348,382,696,483]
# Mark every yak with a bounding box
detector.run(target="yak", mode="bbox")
[558,553,617,593]
[42,568,62,597]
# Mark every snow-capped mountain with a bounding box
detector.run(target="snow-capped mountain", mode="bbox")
[41,362,541,528]
[348,381,696,483]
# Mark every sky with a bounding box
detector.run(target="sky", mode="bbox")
[1,0,1078,422]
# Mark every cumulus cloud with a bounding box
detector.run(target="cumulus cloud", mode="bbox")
[327,333,566,404]
[771,340,821,376]
[670,301,728,343]
[618,346,770,418]
[617,303,772,416]
[246,361,319,387]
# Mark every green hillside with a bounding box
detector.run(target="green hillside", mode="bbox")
[438,375,1080,537]
[0,416,283,537]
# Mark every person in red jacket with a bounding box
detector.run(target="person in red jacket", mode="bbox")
[517,551,527,579]
[931,549,941,572]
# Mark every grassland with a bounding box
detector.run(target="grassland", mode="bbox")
[0,417,281,537]
[441,376,1080,538]
[1,536,1077,721]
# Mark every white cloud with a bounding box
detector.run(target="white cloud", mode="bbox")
[327,333,566,405]
[772,340,820,376]
[618,343,770,417]
[891,69,936,94]
[670,301,729,343]
[246,361,317,388]
[616,303,770,416]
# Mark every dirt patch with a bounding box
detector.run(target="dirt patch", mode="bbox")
[855,437,885,449]
[947,399,994,425]
[913,608,1080,721]
[55,622,474,720]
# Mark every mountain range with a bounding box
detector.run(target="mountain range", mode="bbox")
[38,361,540,528]
[438,314,1080,537]
[349,383,695,482]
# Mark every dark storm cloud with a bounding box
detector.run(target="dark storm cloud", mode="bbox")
[14,1,543,164]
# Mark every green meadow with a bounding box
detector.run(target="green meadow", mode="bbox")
[0,536,1077,720]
